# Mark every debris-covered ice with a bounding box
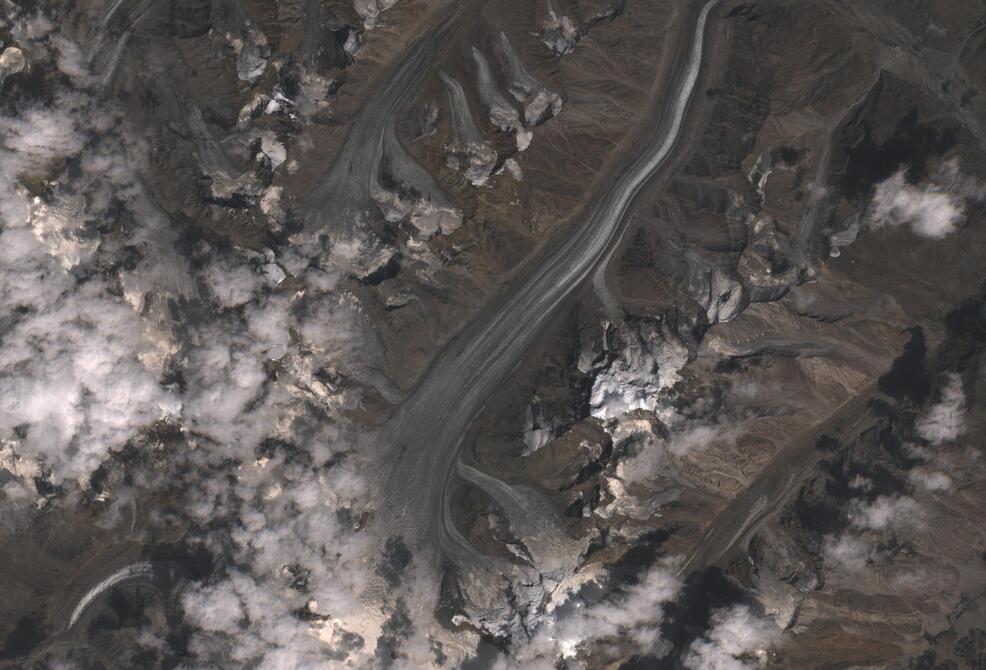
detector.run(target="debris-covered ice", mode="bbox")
[372,186,462,239]
[439,70,498,186]
[472,47,531,151]
[341,26,363,58]
[234,29,270,83]
[354,0,400,29]
[237,90,296,126]
[499,31,563,126]
[258,131,286,170]
[503,157,524,182]
[522,399,556,454]
[176,88,262,201]
[541,0,581,55]
[829,212,861,257]
[684,252,747,324]
[371,118,462,239]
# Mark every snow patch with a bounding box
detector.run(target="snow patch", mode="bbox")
[589,322,688,421]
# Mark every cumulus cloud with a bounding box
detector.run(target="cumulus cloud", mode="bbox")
[501,561,683,668]
[164,258,391,666]
[850,495,923,531]
[0,106,83,171]
[683,605,779,670]
[916,373,966,445]
[823,533,874,572]
[908,468,952,492]
[869,173,963,237]
[826,483,939,573]
[201,254,265,308]
[0,42,184,484]
[0,7,416,669]
[558,562,681,651]
[0,7,701,669]
[849,475,873,492]
[173,422,386,668]
[0,7,365,486]
[617,429,667,486]
[618,423,727,487]
[0,281,182,483]
[43,661,83,670]
[868,159,985,238]
[666,424,725,457]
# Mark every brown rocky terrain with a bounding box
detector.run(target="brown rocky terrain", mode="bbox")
[3,0,986,668]
[462,0,986,666]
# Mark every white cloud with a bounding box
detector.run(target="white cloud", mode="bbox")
[868,159,985,238]
[618,423,727,487]
[507,561,683,666]
[44,661,83,670]
[684,605,779,670]
[11,11,55,42]
[908,469,952,492]
[849,475,873,492]
[182,578,247,634]
[50,34,93,83]
[0,80,183,485]
[850,495,923,531]
[618,430,666,486]
[0,8,706,669]
[174,439,387,667]
[823,533,874,572]
[201,255,265,309]
[916,373,966,445]
[0,8,418,669]
[869,172,963,237]
[0,261,182,487]
[666,424,723,457]
[0,106,82,170]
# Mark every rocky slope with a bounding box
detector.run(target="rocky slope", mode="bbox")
[2,0,986,668]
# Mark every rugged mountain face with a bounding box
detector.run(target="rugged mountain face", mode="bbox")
[1,0,986,668]
[463,0,986,667]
